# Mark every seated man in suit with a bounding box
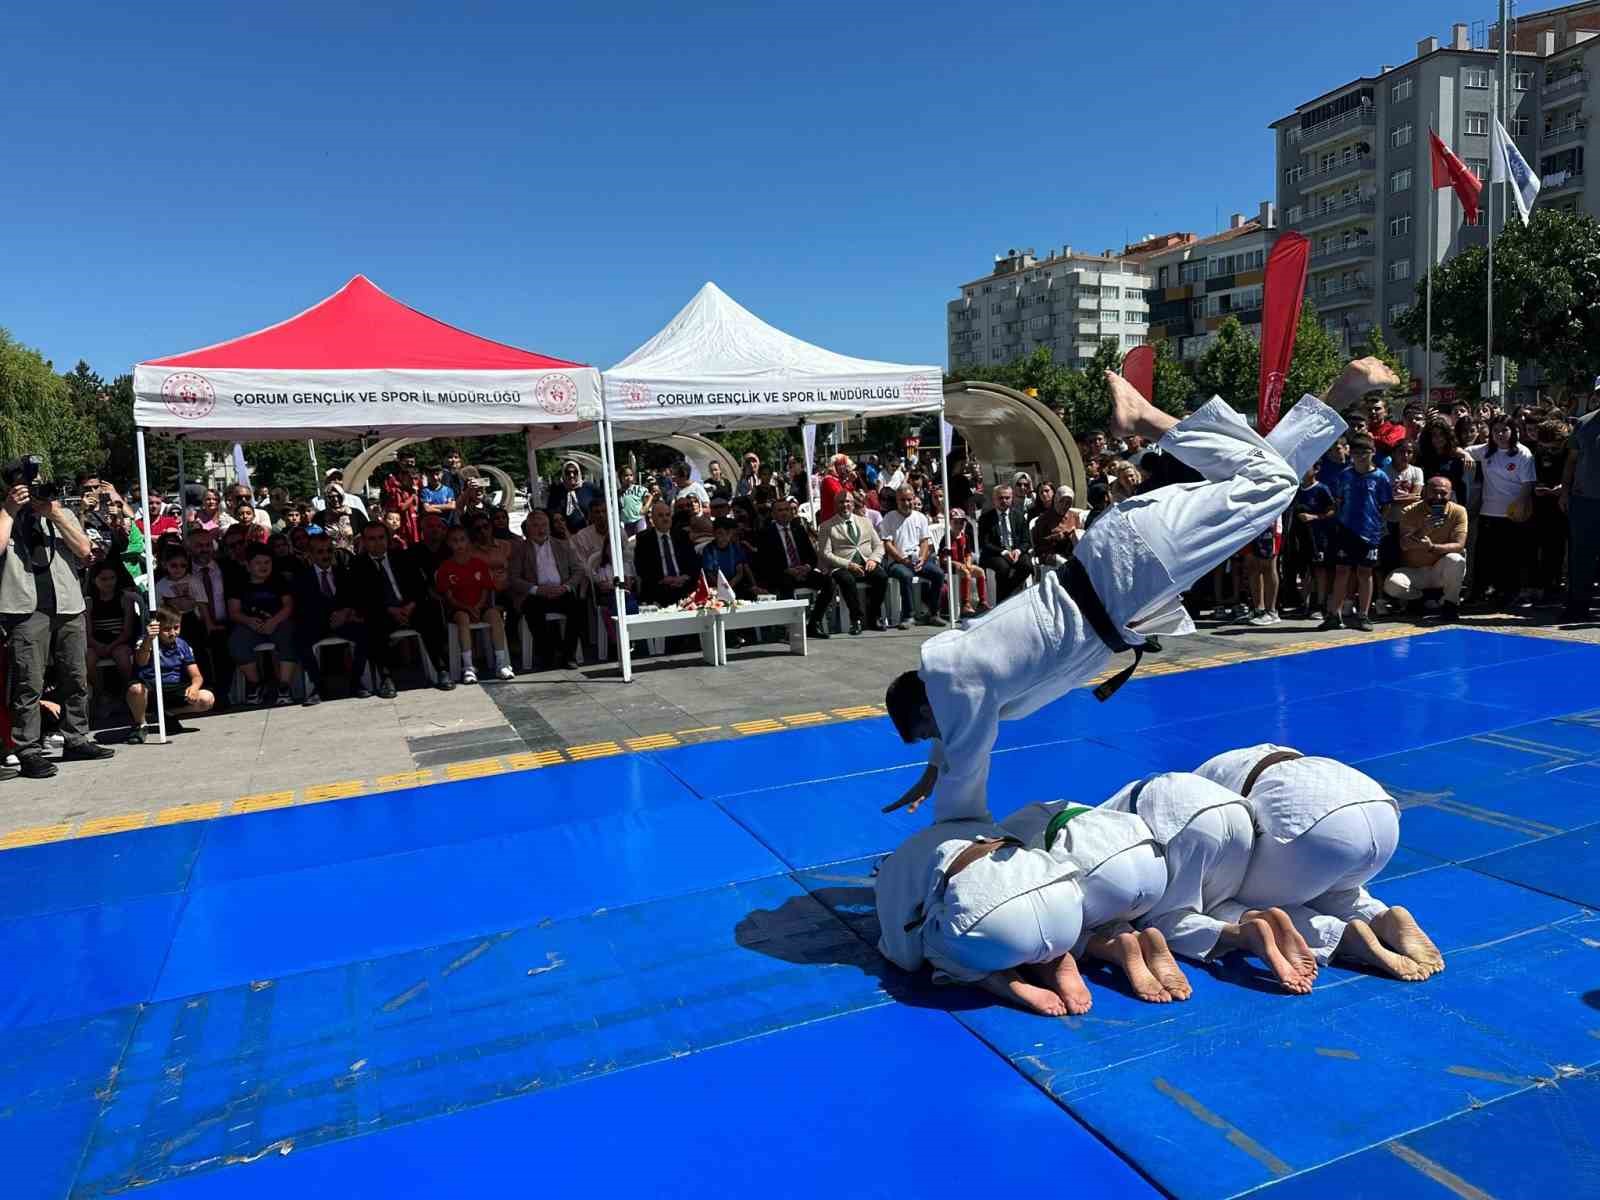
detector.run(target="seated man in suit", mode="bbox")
[292,533,371,705]
[979,484,1034,604]
[756,496,833,639]
[817,490,888,635]
[509,509,583,670]
[634,499,699,607]
[349,521,454,695]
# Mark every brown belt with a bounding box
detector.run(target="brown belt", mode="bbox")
[944,837,1021,882]
[1241,749,1303,797]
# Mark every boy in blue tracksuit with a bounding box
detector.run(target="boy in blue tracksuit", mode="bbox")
[1321,434,1392,632]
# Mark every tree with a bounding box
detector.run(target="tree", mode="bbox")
[1282,298,1345,412]
[1150,338,1196,417]
[0,330,98,483]
[1351,324,1410,391]
[1057,339,1126,435]
[1393,207,1600,403]
[1193,316,1260,412]
[947,345,1076,417]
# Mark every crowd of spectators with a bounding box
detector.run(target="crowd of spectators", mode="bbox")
[5,388,1600,767]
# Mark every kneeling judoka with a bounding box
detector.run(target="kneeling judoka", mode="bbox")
[1007,773,1318,999]
[884,360,1394,822]
[1193,744,1444,981]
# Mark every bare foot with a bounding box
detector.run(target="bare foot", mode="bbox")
[1096,931,1170,1003]
[1370,907,1444,976]
[1138,928,1192,1001]
[1336,920,1428,982]
[1323,357,1400,408]
[1237,917,1313,995]
[979,969,1068,1016]
[1245,907,1318,984]
[1051,954,1094,1015]
[1106,371,1155,441]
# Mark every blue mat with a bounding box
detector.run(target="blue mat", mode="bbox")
[9,629,1600,1199]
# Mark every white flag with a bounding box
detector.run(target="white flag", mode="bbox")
[231,443,252,490]
[715,570,737,605]
[1492,118,1539,225]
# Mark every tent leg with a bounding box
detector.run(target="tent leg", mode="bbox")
[175,440,186,519]
[936,402,960,626]
[307,439,320,488]
[523,430,538,503]
[597,418,632,682]
[135,429,167,745]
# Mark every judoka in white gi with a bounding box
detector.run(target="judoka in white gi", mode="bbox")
[885,362,1401,821]
[999,802,1190,1003]
[1194,743,1444,981]
[874,360,1394,1015]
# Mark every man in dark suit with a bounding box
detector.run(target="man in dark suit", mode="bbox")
[348,522,454,694]
[545,460,597,533]
[509,510,584,669]
[978,484,1034,604]
[756,496,833,638]
[292,533,372,704]
[633,499,699,607]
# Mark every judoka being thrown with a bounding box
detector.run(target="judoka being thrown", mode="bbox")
[876,361,1393,1010]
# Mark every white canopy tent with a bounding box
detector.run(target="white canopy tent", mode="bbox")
[596,283,950,681]
[130,275,602,740]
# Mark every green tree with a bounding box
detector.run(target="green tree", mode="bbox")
[1150,337,1195,416]
[1393,207,1600,403]
[0,330,98,483]
[1283,299,1345,412]
[1057,339,1127,435]
[1193,316,1260,412]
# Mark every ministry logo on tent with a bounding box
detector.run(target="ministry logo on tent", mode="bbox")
[161,372,216,420]
[623,383,653,410]
[535,373,579,415]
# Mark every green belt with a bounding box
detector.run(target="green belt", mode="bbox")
[1043,804,1093,850]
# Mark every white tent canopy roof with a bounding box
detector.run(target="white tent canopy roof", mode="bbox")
[601,282,942,434]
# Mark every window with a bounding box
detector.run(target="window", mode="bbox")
[1464,68,1490,89]
[1391,123,1413,148]
[991,348,1004,361]
[1030,316,1047,330]
[1286,204,1303,223]
[1465,209,1487,227]
[1514,69,1532,91]
[1103,286,1121,299]
[1392,79,1413,103]
[1388,303,1410,323]
[991,325,1003,338]
[982,285,991,294]
[1179,260,1207,284]
[1390,168,1413,192]
[1388,259,1411,282]
[1286,165,1303,184]
[1390,214,1412,237]
[1512,115,1530,135]
[1464,113,1489,135]
[1250,248,1265,269]
[1465,157,1488,179]
[1157,266,1169,288]
[1124,335,1147,347]
[990,302,1002,314]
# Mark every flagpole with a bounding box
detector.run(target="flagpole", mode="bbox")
[1497,0,1511,404]
[1426,117,1435,410]
[1485,78,1498,410]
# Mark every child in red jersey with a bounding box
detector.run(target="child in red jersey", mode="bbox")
[434,528,513,683]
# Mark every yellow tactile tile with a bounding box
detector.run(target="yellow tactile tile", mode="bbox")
[781,712,829,726]
[0,824,73,849]
[624,734,681,750]
[732,719,785,735]
[444,758,505,780]
[505,750,566,769]
[230,790,298,815]
[375,770,435,790]
[303,780,365,803]
[153,801,224,826]
[567,741,622,759]
[77,812,152,838]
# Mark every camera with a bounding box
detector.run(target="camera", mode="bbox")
[1,455,60,501]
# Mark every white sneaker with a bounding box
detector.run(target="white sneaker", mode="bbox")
[497,665,515,681]
[1247,612,1277,627]
[461,667,478,685]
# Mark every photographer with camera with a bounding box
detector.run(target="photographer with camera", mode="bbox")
[0,457,114,778]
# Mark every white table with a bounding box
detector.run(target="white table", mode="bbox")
[623,607,718,666]
[712,599,809,666]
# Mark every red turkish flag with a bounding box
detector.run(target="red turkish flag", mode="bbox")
[1429,129,1482,223]
[692,571,711,607]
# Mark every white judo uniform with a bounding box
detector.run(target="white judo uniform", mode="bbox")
[1194,744,1399,962]
[1100,772,1257,961]
[1000,804,1165,956]
[916,395,1346,821]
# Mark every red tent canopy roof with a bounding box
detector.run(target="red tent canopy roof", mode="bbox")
[144,275,585,371]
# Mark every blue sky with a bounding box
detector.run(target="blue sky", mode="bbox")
[5,1,1483,377]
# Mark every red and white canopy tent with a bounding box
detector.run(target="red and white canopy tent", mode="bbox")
[130,275,602,740]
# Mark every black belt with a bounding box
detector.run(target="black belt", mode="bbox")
[1242,750,1303,796]
[1059,558,1143,702]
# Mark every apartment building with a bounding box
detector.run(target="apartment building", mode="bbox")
[1127,205,1275,361]
[947,247,1151,371]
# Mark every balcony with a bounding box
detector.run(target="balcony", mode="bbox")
[1289,105,1377,149]
[1298,153,1376,192]
[1542,119,1588,149]
[1544,69,1589,99]
[1543,169,1585,192]
[1289,197,1377,233]
[1314,283,1375,310]
[1309,238,1377,268]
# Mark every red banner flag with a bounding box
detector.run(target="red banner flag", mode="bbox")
[1120,344,1155,402]
[1257,232,1309,434]
[1429,128,1482,222]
